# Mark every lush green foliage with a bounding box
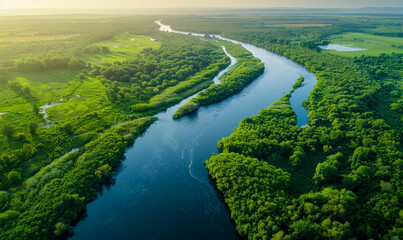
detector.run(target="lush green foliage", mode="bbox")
[1,14,402,240]
[165,15,403,58]
[94,34,228,105]
[168,15,403,240]
[173,41,264,119]
[291,76,304,92]
[0,15,236,239]
[0,117,156,239]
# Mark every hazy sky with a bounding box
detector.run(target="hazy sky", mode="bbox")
[1,0,403,9]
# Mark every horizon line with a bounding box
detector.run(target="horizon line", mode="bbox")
[1,6,403,10]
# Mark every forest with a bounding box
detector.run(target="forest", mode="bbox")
[0,12,402,240]
[165,15,402,239]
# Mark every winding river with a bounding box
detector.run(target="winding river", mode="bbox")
[70,21,317,239]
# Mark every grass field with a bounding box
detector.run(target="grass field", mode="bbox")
[323,32,403,57]
[47,77,108,121]
[0,34,79,43]
[265,23,332,27]
[1,33,160,115]
[0,32,162,139]
[82,33,161,63]
[1,70,81,112]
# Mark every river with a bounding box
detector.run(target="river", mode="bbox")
[70,21,317,240]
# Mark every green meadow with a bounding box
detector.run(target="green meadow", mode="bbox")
[1,33,161,131]
[82,33,161,63]
[1,70,81,112]
[324,32,403,57]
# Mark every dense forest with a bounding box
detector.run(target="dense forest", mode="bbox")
[165,15,402,239]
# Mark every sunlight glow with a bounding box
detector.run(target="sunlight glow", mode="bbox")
[0,0,402,9]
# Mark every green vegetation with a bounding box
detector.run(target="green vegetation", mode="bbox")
[1,13,402,240]
[291,76,304,93]
[323,32,403,57]
[354,53,403,130]
[165,14,403,57]
[81,33,161,64]
[0,34,80,43]
[208,47,402,238]
[2,70,80,112]
[173,41,264,119]
[166,15,402,239]
[1,117,156,239]
[0,15,236,239]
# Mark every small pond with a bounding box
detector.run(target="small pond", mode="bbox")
[319,44,367,52]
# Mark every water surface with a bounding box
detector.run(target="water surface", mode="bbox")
[319,44,367,52]
[70,21,317,240]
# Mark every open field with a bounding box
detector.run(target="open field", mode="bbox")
[323,32,403,57]
[0,34,80,43]
[82,33,161,63]
[0,70,80,112]
[0,33,160,114]
[265,23,332,27]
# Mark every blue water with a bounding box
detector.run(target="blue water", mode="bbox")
[69,21,317,240]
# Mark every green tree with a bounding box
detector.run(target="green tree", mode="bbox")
[22,86,31,95]
[32,104,39,116]
[54,222,72,237]
[290,146,305,166]
[16,133,26,142]
[313,161,338,186]
[2,124,14,138]
[68,58,86,70]
[62,123,73,134]
[7,171,21,186]
[29,122,38,135]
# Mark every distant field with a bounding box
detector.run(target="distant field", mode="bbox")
[366,26,403,35]
[0,34,160,113]
[323,32,403,57]
[0,31,49,37]
[265,23,332,27]
[0,34,79,43]
[82,33,161,63]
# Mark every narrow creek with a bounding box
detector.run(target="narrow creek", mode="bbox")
[40,95,80,127]
[70,21,317,240]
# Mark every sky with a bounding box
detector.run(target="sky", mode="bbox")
[1,0,403,9]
